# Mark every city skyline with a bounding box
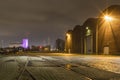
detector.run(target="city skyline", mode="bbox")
[0,0,120,47]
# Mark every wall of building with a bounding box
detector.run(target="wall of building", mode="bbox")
[56,38,65,52]
[72,25,83,53]
[82,18,97,54]
[98,5,120,54]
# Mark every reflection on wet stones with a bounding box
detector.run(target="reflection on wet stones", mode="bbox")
[65,64,78,70]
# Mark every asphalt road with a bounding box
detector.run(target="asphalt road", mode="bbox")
[0,53,120,80]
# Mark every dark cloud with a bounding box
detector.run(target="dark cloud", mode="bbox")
[0,0,120,47]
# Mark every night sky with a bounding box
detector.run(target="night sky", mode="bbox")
[0,0,120,48]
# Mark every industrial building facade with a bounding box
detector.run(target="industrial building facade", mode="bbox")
[65,18,97,54]
[65,5,120,55]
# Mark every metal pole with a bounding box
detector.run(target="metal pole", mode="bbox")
[96,23,98,54]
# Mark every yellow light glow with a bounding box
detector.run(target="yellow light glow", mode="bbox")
[65,64,71,70]
[86,27,89,30]
[66,33,70,38]
[104,15,113,22]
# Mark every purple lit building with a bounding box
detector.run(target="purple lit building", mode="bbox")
[22,39,28,49]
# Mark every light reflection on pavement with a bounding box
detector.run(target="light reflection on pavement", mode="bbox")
[0,54,120,80]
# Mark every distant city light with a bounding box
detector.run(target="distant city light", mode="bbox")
[22,39,28,48]
[39,46,43,49]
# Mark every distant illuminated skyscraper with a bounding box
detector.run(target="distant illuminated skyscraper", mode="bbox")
[22,39,28,48]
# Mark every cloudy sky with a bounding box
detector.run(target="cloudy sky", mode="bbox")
[0,0,120,47]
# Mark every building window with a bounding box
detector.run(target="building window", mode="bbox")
[86,27,91,36]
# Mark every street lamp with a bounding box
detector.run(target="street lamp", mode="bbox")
[104,15,113,54]
[96,15,113,54]
[66,33,72,53]
[104,15,113,22]
[66,33,71,39]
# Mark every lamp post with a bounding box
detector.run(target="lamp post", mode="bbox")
[96,15,113,54]
[104,15,113,54]
[66,33,72,53]
[104,15,113,44]
[96,20,99,54]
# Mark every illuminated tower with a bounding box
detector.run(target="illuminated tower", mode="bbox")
[22,38,28,48]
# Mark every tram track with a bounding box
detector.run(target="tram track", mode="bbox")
[1,56,120,80]
[40,56,120,80]
[15,57,36,80]
[40,56,92,80]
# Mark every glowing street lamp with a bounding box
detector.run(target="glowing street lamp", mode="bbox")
[66,33,71,39]
[103,15,113,54]
[104,15,113,22]
[96,15,113,54]
[66,33,72,53]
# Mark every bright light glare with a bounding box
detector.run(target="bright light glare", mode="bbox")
[104,15,113,21]
[66,33,70,38]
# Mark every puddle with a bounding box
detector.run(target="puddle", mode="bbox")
[65,64,78,70]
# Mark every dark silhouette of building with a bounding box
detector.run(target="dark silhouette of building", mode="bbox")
[65,5,120,55]
[82,18,98,54]
[65,19,97,54]
[72,25,83,53]
[56,38,65,52]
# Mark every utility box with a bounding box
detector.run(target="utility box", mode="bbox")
[104,46,109,54]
